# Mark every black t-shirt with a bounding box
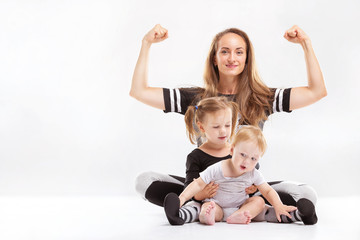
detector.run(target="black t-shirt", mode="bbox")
[163,87,292,115]
[184,148,231,188]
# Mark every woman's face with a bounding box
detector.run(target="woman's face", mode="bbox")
[214,33,247,79]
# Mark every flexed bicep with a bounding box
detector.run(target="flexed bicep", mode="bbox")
[130,24,169,110]
[283,25,327,111]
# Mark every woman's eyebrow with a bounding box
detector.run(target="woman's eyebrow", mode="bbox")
[220,47,245,50]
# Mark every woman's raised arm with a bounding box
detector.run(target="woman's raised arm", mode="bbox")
[129,24,169,110]
[284,25,327,110]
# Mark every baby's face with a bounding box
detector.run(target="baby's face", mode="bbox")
[230,140,261,174]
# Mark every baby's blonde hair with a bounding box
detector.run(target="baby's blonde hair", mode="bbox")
[184,96,239,145]
[232,125,267,156]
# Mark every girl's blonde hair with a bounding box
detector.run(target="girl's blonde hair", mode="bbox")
[203,28,272,126]
[184,96,239,145]
[232,125,267,156]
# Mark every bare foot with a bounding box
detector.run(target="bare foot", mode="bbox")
[199,202,216,225]
[226,210,251,224]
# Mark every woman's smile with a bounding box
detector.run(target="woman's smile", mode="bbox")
[226,64,238,69]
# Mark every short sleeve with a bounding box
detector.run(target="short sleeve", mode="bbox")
[253,169,266,186]
[199,163,219,185]
[163,88,202,115]
[270,88,292,114]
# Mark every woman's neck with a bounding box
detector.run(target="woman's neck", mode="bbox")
[217,75,238,95]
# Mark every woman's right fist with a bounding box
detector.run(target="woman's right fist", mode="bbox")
[143,24,168,44]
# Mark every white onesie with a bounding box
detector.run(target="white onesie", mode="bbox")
[200,161,265,220]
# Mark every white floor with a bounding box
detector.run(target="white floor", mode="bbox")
[0,195,359,240]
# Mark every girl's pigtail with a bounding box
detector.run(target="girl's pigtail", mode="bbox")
[184,106,197,144]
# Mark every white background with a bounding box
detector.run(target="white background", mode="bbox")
[0,0,359,197]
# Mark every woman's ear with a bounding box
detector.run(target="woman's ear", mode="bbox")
[230,146,234,155]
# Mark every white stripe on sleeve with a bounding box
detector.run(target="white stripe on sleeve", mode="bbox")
[170,89,175,112]
[279,89,284,112]
[175,88,181,113]
[273,88,280,113]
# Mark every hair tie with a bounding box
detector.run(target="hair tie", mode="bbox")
[195,105,198,110]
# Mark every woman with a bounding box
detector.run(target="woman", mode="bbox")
[130,24,326,223]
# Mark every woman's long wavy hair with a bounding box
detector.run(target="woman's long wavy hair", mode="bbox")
[184,96,239,145]
[203,28,271,126]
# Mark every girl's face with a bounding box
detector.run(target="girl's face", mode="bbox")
[214,33,247,79]
[198,108,232,146]
[230,140,261,175]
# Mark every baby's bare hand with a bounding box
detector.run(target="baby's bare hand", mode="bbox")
[275,204,297,222]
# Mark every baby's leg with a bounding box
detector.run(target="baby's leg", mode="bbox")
[227,196,265,224]
[199,201,223,225]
